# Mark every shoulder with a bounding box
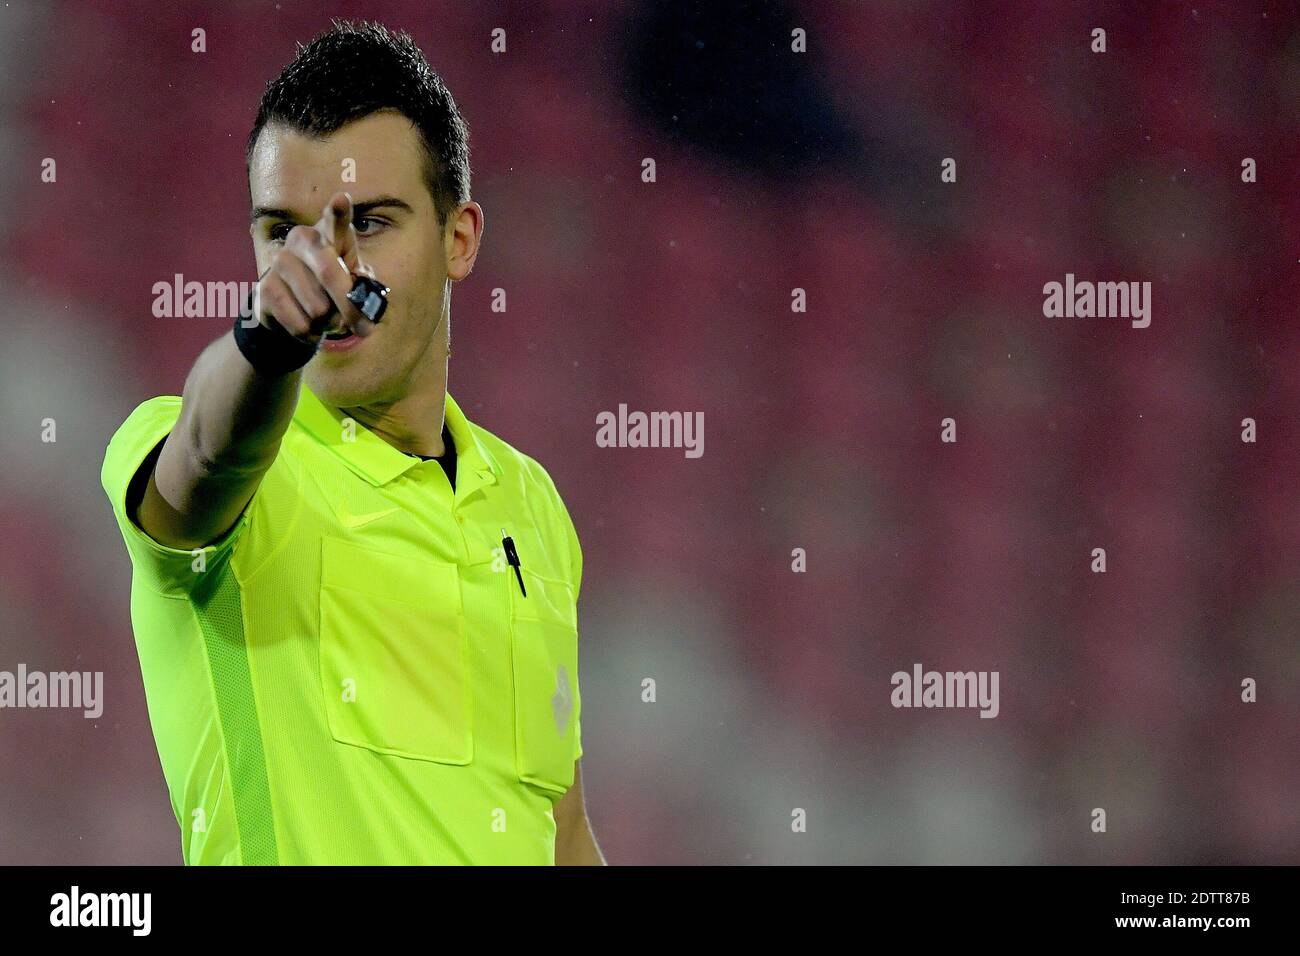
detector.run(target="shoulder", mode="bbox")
[101,396,183,496]
[468,420,571,515]
[107,395,183,446]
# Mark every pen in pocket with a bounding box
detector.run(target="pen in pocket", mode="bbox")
[501,529,526,598]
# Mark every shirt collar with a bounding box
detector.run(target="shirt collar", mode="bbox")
[294,385,501,489]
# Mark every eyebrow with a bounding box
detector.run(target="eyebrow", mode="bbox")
[250,196,415,223]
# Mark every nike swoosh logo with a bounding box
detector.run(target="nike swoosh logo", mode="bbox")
[338,507,399,529]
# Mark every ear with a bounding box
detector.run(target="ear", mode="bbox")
[446,201,484,282]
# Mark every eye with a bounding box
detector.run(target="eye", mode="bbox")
[354,216,388,237]
[267,222,292,243]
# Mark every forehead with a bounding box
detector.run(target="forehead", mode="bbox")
[248,111,428,213]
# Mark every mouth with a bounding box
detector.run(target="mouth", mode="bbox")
[320,326,362,352]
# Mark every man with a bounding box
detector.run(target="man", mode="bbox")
[100,20,603,865]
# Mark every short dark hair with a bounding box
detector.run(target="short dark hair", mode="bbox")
[246,20,471,226]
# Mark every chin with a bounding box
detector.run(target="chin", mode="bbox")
[302,365,389,408]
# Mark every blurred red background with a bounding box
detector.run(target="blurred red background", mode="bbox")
[1,0,1297,864]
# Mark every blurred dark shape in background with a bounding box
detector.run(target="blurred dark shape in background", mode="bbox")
[623,0,859,176]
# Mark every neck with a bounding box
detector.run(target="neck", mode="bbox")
[339,291,453,458]
[341,365,449,459]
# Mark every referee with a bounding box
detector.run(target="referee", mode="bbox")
[100,21,603,865]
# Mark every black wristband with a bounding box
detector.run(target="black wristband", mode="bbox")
[232,291,319,376]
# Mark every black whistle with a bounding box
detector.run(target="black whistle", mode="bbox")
[347,275,391,323]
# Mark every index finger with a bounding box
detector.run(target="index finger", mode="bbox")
[317,192,361,273]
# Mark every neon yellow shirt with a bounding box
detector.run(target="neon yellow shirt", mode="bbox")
[101,385,583,865]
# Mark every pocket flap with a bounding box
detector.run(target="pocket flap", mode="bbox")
[322,536,462,612]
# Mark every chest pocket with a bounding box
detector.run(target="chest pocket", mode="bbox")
[509,568,580,792]
[319,536,472,764]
